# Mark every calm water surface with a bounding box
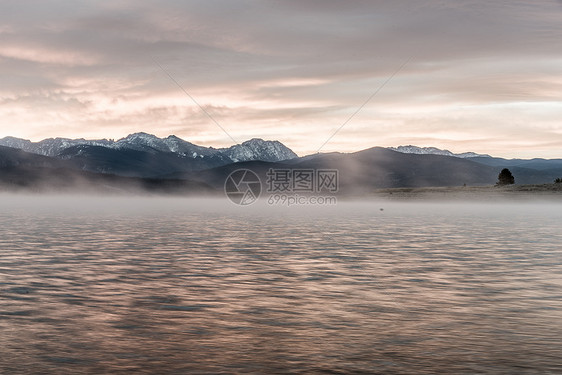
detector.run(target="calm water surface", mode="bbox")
[0,196,561,374]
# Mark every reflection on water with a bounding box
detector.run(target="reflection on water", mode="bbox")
[0,196,561,374]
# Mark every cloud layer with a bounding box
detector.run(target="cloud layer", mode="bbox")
[1,0,561,157]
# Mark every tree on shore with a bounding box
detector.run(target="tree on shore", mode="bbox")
[497,168,515,185]
[555,178,562,184]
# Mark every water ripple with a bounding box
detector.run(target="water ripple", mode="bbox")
[0,197,561,374]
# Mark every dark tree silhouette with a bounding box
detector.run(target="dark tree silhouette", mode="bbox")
[497,168,515,185]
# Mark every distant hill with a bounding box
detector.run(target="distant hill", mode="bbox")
[466,155,562,170]
[0,146,215,194]
[388,145,562,185]
[288,148,500,193]
[389,145,562,179]
[168,148,500,193]
[0,146,72,169]
[57,145,233,177]
[174,147,562,193]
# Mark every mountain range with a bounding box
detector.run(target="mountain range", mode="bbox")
[388,145,490,158]
[1,133,561,194]
[0,133,297,177]
[0,132,296,161]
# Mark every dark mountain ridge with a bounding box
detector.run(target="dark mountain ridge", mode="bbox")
[1,141,561,194]
[0,146,215,194]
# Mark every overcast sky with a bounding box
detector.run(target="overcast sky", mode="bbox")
[1,0,561,158]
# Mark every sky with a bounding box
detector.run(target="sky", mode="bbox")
[0,0,561,158]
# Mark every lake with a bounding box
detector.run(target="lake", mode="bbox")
[0,195,561,374]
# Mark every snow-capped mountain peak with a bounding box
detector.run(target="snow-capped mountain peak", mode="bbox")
[112,132,169,153]
[0,136,34,151]
[162,135,217,157]
[221,138,298,162]
[0,136,113,156]
[389,145,490,158]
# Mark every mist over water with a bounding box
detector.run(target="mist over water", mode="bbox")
[1,195,561,374]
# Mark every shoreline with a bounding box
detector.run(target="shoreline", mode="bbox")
[1,183,562,202]
[366,183,562,201]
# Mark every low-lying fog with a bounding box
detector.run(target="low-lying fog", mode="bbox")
[2,192,562,217]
